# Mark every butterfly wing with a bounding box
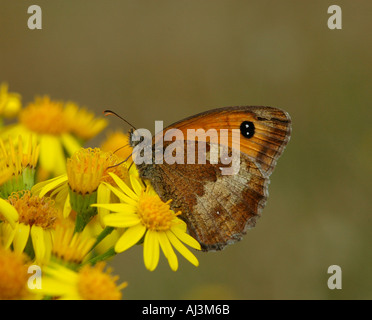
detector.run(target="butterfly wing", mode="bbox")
[136,106,291,250]
[139,147,268,251]
[156,106,291,177]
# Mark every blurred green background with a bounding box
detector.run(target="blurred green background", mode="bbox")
[1,0,371,299]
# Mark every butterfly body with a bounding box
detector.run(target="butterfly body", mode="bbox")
[130,106,291,251]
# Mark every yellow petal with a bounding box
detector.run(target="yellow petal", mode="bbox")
[172,218,187,232]
[34,264,78,297]
[60,133,81,156]
[114,223,146,253]
[0,125,29,146]
[63,193,72,218]
[92,203,136,214]
[35,278,77,297]
[0,198,19,227]
[100,182,138,206]
[43,229,53,263]
[39,135,56,173]
[44,263,77,284]
[54,184,69,205]
[31,225,45,263]
[50,183,67,199]
[0,222,16,249]
[128,163,140,177]
[39,174,68,198]
[97,183,111,227]
[108,172,138,201]
[143,230,160,271]
[157,231,178,271]
[39,135,66,175]
[130,175,144,197]
[103,212,141,228]
[53,140,68,175]
[0,83,21,118]
[3,95,21,118]
[171,225,201,250]
[166,230,199,267]
[13,223,30,253]
[31,180,49,196]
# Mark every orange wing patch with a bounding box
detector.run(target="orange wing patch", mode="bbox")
[158,106,291,176]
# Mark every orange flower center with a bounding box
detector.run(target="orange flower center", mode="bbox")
[7,191,58,229]
[19,96,69,135]
[67,148,129,194]
[0,247,30,300]
[77,262,127,300]
[137,192,178,231]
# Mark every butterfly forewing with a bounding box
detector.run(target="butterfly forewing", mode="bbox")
[162,106,291,176]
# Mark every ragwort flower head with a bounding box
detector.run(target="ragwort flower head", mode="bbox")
[0,135,39,198]
[1,96,107,178]
[31,148,130,233]
[0,82,21,119]
[0,190,58,263]
[0,245,32,300]
[32,262,127,300]
[93,173,201,271]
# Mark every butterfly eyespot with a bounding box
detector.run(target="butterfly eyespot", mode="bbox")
[240,121,255,138]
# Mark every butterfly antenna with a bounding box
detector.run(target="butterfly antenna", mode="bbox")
[113,143,130,155]
[127,159,135,172]
[107,150,146,188]
[104,110,137,130]
[107,151,134,169]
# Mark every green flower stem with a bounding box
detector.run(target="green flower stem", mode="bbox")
[70,189,98,232]
[90,226,114,252]
[50,255,80,272]
[85,247,116,266]
[0,168,36,199]
[22,167,36,191]
[0,175,23,199]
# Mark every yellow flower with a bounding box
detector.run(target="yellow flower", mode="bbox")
[1,96,107,177]
[0,191,58,264]
[101,130,133,165]
[0,135,40,198]
[0,245,36,300]
[93,173,201,271]
[0,83,21,119]
[32,262,127,300]
[51,220,96,266]
[67,148,129,195]
[64,102,108,140]
[32,148,130,223]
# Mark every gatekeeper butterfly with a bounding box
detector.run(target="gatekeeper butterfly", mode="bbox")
[109,106,291,251]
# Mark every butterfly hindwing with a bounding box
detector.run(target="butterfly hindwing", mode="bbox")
[138,145,268,251]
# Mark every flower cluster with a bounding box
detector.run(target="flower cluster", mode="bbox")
[0,83,201,300]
